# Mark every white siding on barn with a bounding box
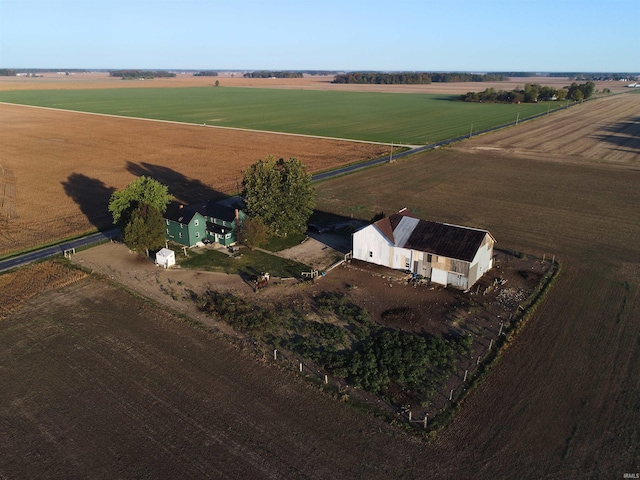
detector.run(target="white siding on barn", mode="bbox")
[352,225,393,267]
[392,247,412,270]
[431,268,448,286]
[468,233,494,285]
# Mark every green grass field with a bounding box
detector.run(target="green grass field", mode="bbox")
[0,87,557,144]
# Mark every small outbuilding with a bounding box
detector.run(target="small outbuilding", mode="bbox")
[155,248,176,269]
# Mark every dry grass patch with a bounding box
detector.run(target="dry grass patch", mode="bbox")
[0,261,86,319]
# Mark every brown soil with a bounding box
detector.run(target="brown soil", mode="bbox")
[0,260,86,319]
[2,74,639,478]
[458,92,640,167]
[0,103,387,255]
[71,239,549,417]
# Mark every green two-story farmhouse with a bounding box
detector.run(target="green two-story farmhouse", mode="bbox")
[164,200,245,248]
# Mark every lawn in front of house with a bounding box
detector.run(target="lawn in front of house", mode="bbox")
[178,246,310,278]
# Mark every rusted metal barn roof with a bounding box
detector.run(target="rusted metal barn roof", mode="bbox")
[376,209,493,262]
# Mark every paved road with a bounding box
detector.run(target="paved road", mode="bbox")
[0,228,120,273]
[312,101,585,182]
[1,98,592,273]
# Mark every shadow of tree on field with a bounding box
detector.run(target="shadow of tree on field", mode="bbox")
[126,161,228,205]
[62,173,115,230]
[590,116,640,153]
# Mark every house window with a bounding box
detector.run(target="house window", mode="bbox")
[427,254,432,262]
[194,219,199,226]
[405,261,410,269]
[179,232,182,239]
[180,224,184,229]
[369,251,373,258]
[166,228,169,234]
[195,232,200,238]
[226,233,231,239]
[165,219,169,226]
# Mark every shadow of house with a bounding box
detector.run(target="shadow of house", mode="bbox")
[126,161,228,205]
[62,173,115,230]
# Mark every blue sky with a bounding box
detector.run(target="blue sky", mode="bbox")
[1,0,638,72]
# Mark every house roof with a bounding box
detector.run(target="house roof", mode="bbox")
[202,200,238,222]
[164,202,201,224]
[164,200,239,225]
[373,209,493,263]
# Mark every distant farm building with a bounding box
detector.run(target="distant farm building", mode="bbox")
[164,200,246,248]
[352,208,495,289]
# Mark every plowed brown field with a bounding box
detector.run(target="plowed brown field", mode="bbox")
[460,92,640,167]
[1,83,639,478]
[0,103,387,255]
[312,93,640,476]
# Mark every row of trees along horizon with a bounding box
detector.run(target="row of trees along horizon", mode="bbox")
[459,81,598,103]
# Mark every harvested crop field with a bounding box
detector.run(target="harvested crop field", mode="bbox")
[0,71,631,95]
[312,95,640,475]
[0,260,86,319]
[2,81,639,478]
[0,276,419,479]
[0,103,387,256]
[460,92,640,167]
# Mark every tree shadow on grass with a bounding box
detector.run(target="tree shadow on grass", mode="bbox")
[61,173,115,230]
[126,161,228,205]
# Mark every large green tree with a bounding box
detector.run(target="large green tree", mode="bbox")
[123,204,165,255]
[109,176,173,227]
[241,156,315,237]
[109,176,172,254]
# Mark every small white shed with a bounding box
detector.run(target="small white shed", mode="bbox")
[156,248,176,268]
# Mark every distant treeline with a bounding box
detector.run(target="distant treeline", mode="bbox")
[243,71,303,78]
[546,72,638,81]
[0,69,17,76]
[460,81,596,103]
[331,72,507,84]
[109,70,176,80]
[193,71,218,77]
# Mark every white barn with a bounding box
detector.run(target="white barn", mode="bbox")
[352,209,495,289]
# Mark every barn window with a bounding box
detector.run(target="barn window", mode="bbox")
[166,228,169,234]
[165,219,169,226]
[179,232,182,239]
[194,219,199,226]
[195,232,200,238]
[369,251,373,258]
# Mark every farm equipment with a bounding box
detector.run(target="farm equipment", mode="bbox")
[254,272,270,291]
